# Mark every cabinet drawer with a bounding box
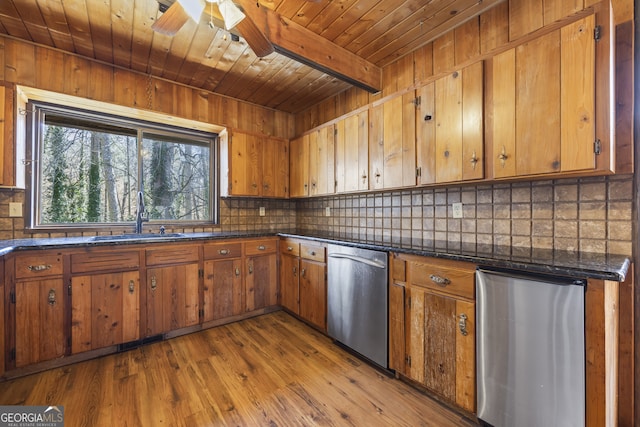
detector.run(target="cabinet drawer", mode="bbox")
[244,239,277,255]
[203,242,242,260]
[408,260,475,299]
[146,245,200,266]
[15,252,63,279]
[300,243,325,262]
[280,239,300,256]
[71,250,140,274]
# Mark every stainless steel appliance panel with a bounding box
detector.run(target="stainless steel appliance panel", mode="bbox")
[476,269,585,427]
[327,244,388,368]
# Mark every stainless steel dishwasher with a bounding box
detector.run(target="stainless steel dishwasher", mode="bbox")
[476,268,586,427]
[327,244,388,369]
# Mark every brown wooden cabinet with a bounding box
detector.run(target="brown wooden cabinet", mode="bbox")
[203,241,243,322]
[145,245,200,336]
[220,129,289,198]
[369,92,416,190]
[71,271,140,353]
[69,249,141,353]
[390,253,476,413]
[244,238,278,312]
[308,125,335,196]
[289,134,310,197]
[416,61,484,184]
[279,239,300,314]
[335,110,369,193]
[279,237,326,331]
[9,251,66,368]
[488,14,611,179]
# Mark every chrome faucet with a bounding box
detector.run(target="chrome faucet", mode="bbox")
[135,191,149,234]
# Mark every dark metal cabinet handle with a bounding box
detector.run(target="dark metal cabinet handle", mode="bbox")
[150,276,157,291]
[459,314,468,336]
[257,245,266,251]
[129,280,135,294]
[429,274,450,286]
[29,264,51,272]
[48,289,56,305]
[235,267,241,277]
[301,268,306,278]
[287,246,293,251]
[218,249,230,255]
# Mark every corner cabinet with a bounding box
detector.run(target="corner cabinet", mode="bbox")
[220,129,289,198]
[389,253,476,413]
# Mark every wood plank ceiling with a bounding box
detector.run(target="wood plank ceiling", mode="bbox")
[0,0,502,113]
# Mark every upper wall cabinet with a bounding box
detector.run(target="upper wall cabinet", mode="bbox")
[335,110,369,193]
[488,13,611,179]
[220,130,289,198]
[290,134,309,197]
[416,61,484,185]
[308,124,335,196]
[290,124,335,198]
[369,92,417,190]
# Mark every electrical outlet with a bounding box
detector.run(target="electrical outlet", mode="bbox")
[452,203,463,219]
[325,206,331,217]
[9,202,22,217]
[259,206,266,217]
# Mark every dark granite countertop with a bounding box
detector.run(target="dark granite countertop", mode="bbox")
[0,231,630,282]
[279,232,631,282]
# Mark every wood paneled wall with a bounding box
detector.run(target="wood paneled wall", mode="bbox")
[294,0,634,135]
[0,36,294,140]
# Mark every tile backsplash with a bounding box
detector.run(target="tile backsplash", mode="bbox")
[295,175,634,256]
[0,174,633,256]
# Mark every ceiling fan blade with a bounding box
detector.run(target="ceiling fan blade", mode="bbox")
[235,16,274,57]
[152,2,190,35]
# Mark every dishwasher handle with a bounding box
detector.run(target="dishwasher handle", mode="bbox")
[328,252,386,269]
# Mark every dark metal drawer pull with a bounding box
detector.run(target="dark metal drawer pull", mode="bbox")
[429,274,450,286]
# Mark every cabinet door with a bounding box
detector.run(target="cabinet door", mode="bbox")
[417,62,483,184]
[370,93,416,190]
[388,281,406,374]
[299,260,326,330]
[491,15,596,178]
[309,125,335,196]
[245,253,278,312]
[146,263,200,336]
[203,258,243,322]
[279,253,299,314]
[407,286,475,413]
[262,137,289,198]
[228,131,261,196]
[71,271,140,353]
[289,134,309,197]
[14,278,66,367]
[335,110,369,193]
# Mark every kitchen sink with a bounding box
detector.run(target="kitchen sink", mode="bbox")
[90,233,185,241]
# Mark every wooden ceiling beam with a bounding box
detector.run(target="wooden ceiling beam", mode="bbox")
[237,0,381,93]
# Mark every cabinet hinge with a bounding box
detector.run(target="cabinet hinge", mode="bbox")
[334,128,338,137]
[67,337,72,349]
[416,167,421,178]
[199,269,204,278]
[406,355,411,367]
[10,348,16,362]
[594,25,602,41]
[9,289,15,304]
[199,309,205,318]
[412,96,421,107]
[594,139,602,155]
[68,283,72,296]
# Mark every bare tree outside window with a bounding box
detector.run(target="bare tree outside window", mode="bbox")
[32,105,215,229]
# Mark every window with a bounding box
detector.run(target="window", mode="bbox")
[27,102,217,230]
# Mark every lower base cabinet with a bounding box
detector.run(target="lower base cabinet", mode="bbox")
[71,272,140,353]
[203,257,243,322]
[14,278,66,368]
[390,253,476,414]
[146,264,200,336]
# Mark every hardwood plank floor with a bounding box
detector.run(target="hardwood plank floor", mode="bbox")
[0,311,476,426]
